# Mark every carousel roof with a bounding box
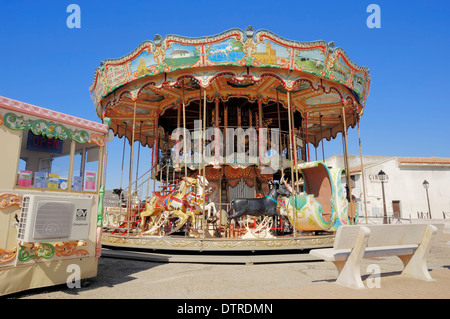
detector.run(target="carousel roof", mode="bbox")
[90,26,370,147]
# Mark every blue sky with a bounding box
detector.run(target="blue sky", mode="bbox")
[1,1,449,190]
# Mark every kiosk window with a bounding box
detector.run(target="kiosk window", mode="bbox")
[17,130,71,190]
[71,143,100,192]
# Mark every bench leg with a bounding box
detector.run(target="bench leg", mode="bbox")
[400,224,437,281]
[334,227,371,289]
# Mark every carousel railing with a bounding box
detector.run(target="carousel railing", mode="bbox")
[103,161,175,236]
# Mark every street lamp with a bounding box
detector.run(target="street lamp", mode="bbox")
[378,170,388,224]
[423,180,432,219]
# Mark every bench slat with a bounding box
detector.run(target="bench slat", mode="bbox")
[310,244,418,261]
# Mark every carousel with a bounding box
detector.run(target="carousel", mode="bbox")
[90,26,370,256]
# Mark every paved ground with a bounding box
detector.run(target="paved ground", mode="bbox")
[8,232,450,300]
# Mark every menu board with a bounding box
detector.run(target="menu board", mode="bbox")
[34,172,48,188]
[84,171,97,191]
[72,176,83,191]
[18,170,32,187]
[48,173,59,189]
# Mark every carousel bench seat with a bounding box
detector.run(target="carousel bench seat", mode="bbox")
[309,223,443,289]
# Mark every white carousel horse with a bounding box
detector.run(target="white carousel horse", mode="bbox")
[186,175,218,223]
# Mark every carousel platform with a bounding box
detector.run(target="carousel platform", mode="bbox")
[100,233,335,264]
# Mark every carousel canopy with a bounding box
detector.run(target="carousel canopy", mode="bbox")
[90,26,370,148]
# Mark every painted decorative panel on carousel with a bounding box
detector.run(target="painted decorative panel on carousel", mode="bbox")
[89,27,370,109]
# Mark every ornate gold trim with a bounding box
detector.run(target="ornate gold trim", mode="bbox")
[55,241,89,257]
[102,234,334,251]
[0,247,17,265]
[0,193,22,209]
[88,133,106,147]
[17,241,90,262]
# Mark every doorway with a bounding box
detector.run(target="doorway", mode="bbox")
[392,200,401,219]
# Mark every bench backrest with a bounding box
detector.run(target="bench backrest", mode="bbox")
[333,224,444,249]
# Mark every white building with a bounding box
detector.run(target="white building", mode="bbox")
[325,155,450,220]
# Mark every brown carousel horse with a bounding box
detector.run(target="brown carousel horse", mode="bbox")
[140,176,197,234]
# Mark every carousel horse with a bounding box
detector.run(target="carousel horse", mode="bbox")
[185,176,218,223]
[227,176,291,226]
[140,176,197,233]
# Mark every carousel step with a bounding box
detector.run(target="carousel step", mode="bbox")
[101,247,320,264]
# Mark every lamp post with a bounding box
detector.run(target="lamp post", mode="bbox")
[423,180,432,219]
[378,170,388,224]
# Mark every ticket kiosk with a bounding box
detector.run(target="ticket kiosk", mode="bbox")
[0,96,109,296]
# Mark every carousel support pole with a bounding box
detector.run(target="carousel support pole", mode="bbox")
[135,121,142,190]
[146,167,150,198]
[177,102,181,131]
[177,101,181,176]
[166,158,170,188]
[224,102,228,130]
[127,100,137,236]
[197,88,202,171]
[182,80,188,178]
[238,105,242,127]
[276,90,283,175]
[320,112,325,161]
[202,88,207,236]
[287,91,295,189]
[118,123,127,232]
[120,123,127,191]
[155,111,160,192]
[341,106,354,223]
[291,100,300,193]
[152,114,158,195]
[304,111,310,162]
[214,95,221,177]
[258,95,263,128]
[135,121,143,212]
[224,101,228,169]
[287,91,296,237]
[215,96,219,128]
[357,115,368,223]
[176,101,181,181]
[300,117,307,163]
[152,139,156,194]
[172,160,175,182]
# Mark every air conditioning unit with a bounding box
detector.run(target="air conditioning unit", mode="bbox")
[17,195,93,242]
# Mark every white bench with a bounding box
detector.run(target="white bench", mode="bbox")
[309,224,443,289]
